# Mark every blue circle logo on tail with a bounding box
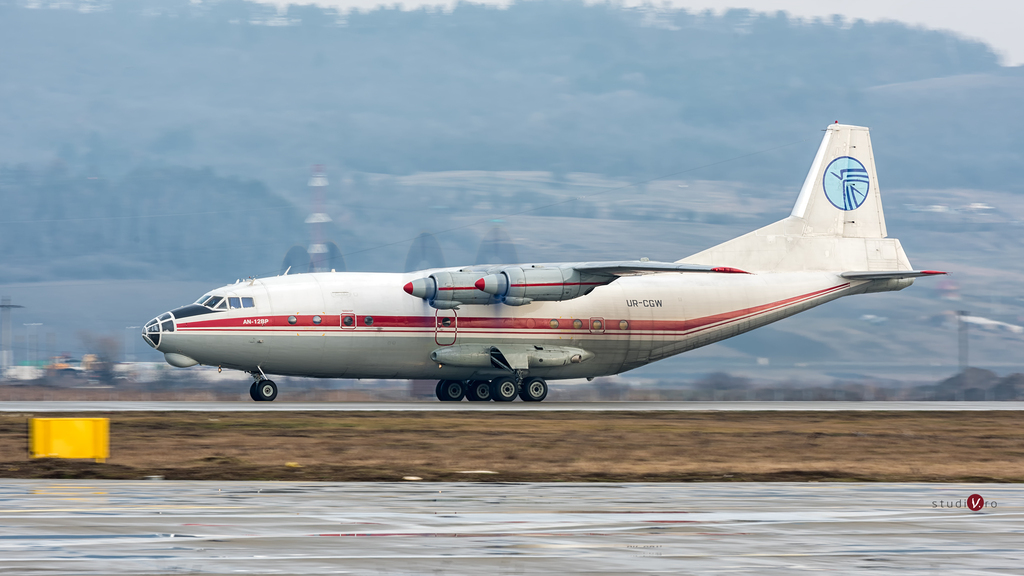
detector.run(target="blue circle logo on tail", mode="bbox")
[822,156,870,210]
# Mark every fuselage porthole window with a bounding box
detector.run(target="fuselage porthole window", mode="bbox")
[241,297,255,308]
[364,316,374,326]
[288,315,297,325]
[313,315,322,325]
[342,315,354,327]
[229,297,241,309]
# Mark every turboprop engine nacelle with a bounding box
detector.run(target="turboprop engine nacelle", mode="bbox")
[404,271,496,309]
[474,266,606,306]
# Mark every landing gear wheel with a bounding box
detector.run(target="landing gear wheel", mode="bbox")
[465,380,492,402]
[254,380,278,402]
[249,382,259,401]
[490,377,518,402]
[435,379,465,401]
[519,377,548,402]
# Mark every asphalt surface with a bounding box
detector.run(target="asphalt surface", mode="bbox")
[0,481,1019,574]
[2,400,1024,412]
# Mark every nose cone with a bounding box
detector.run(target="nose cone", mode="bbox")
[475,274,505,295]
[404,277,437,300]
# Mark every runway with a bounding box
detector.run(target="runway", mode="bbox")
[0,481,1019,574]
[2,400,1024,412]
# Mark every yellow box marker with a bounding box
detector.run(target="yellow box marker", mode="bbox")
[29,418,109,463]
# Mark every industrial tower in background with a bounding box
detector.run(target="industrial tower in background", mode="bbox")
[280,165,346,275]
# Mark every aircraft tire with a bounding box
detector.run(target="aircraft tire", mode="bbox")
[519,377,548,402]
[436,379,465,401]
[465,380,492,402]
[249,382,259,401]
[255,380,278,402]
[490,378,518,402]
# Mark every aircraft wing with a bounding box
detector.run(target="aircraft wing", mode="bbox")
[840,270,947,280]
[573,261,750,276]
[407,260,753,308]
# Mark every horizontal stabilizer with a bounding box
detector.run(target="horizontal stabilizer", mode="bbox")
[840,270,946,280]
[575,261,750,276]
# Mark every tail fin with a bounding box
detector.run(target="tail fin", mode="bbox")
[680,123,913,273]
[791,123,885,238]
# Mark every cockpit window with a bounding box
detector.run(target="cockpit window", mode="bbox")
[228,297,241,309]
[195,294,212,305]
[242,297,255,308]
[204,296,224,308]
[215,299,228,310]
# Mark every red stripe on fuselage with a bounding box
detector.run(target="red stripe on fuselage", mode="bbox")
[626,282,847,333]
[175,283,849,335]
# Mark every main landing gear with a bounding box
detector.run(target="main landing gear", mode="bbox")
[250,379,278,402]
[435,377,548,402]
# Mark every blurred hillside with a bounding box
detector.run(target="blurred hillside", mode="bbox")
[0,165,303,281]
[0,0,1019,191]
[0,0,1022,282]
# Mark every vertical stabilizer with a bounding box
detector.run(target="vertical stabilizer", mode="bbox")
[790,123,886,238]
[680,123,912,273]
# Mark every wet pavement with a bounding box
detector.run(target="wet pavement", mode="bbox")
[0,481,1020,574]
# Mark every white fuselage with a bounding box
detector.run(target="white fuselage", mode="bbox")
[148,269,874,381]
[143,123,933,394]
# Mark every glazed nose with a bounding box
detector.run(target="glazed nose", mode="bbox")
[142,312,175,349]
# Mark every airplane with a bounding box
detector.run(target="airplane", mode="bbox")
[142,123,945,402]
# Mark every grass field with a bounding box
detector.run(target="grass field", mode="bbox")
[2,411,1022,482]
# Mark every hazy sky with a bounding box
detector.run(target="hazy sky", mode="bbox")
[258,0,1024,66]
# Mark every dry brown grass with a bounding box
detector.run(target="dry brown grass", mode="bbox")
[1,411,1022,482]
